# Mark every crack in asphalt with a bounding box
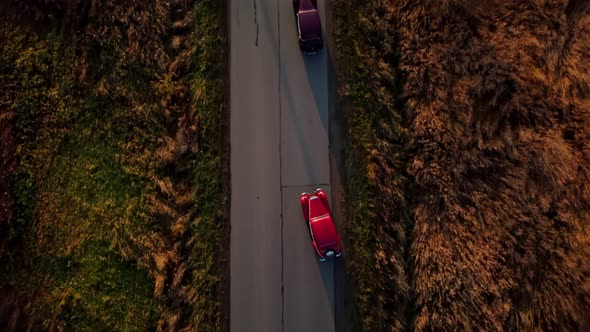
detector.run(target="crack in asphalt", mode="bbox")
[282,184,331,189]
[253,0,259,46]
[278,2,284,331]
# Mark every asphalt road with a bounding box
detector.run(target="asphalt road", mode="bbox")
[229,0,334,331]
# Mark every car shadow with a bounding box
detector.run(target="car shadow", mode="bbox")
[316,256,336,318]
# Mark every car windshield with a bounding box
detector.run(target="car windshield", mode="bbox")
[297,11,321,40]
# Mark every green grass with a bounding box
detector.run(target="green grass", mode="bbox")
[333,1,409,330]
[332,2,383,329]
[1,24,161,329]
[185,1,228,329]
[35,242,157,331]
[0,0,228,329]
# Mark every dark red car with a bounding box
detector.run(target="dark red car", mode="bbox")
[300,189,341,261]
[292,0,323,54]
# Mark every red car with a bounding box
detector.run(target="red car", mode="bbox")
[300,189,341,261]
[292,0,323,54]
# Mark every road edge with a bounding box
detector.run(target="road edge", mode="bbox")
[325,1,347,331]
[221,0,231,330]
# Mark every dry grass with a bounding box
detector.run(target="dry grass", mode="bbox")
[402,1,590,330]
[335,0,590,330]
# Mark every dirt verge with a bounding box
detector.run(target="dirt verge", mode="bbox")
[0,110,16,259]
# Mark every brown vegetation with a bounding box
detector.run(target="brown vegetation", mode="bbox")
[335,0,590,330]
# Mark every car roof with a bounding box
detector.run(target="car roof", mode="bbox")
[298,10,321,40]
[309,198,338,247]
[310,215,338,248]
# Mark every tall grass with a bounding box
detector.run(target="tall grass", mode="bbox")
[333,1,410,330]
[334,0,590,330]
